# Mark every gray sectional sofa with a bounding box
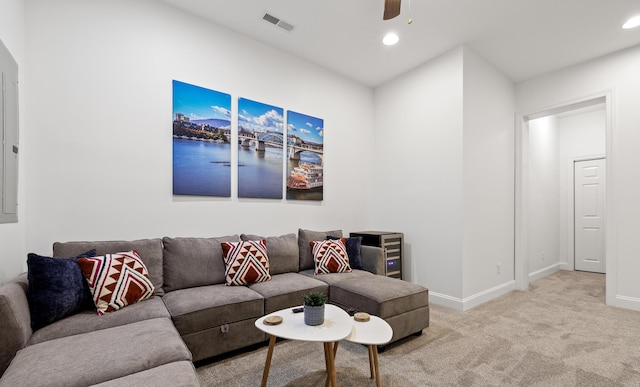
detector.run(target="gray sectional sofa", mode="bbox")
[0,229,429,386]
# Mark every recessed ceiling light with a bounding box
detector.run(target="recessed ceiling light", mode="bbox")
[383,32,399,46]
[622,15,640,29]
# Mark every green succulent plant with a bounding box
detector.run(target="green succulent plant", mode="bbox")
[302,292,327,307]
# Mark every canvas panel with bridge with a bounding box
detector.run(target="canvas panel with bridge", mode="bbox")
[237,98,285,199]
[286,111,324,201]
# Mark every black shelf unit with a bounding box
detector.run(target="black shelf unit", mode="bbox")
[350,231,404,280]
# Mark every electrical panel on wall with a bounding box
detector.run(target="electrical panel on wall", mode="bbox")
[0,38,19,224]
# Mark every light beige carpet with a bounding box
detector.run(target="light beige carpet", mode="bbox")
[196,271,640,386]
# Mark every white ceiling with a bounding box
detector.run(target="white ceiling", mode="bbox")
[160,0,640,87]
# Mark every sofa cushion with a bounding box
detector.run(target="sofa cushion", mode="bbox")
[0,318,191,387]
[329,275,429,319]
[162,284,264,336]
[327,235,364,270]
[53,239,165,296]
[28,297,169,345]
[221,240,271,286]
[91,361,199,387]
[241,233,299,274]
[77,251,155,315]
[162,235,238,292]
[311,239,352,275]
[248,272,328,314]
[297,228,342,271]
[26,250,96,330]
[0,274,31,377]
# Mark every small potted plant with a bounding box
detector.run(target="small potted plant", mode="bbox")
[302,292,328,326]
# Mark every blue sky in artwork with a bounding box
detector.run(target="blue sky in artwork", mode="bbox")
[238,98,284,133]
[172,80,231,121]
[287,111,324,144]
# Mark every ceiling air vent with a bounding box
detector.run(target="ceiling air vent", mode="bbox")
[262,13,294,32]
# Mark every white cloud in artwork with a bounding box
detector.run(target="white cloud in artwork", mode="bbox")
[212,106,231,118]
[318,130,324,137]
[255,109,283,128]
[300,128,311,135]
[267,109,283,121]
[241,109,284,133]
[306,122,313,128]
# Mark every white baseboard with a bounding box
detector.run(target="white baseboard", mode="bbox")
[461,280,517,311]
[615,295,640,312]
[429,280,517,311]
[558,261,572,271]
[428,292,464,311]
[529,263,561,282]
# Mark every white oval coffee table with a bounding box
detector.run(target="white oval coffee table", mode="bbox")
[255,304,352,387]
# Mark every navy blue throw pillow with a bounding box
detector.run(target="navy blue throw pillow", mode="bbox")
[326,236,363,270]
[27,250,97,330]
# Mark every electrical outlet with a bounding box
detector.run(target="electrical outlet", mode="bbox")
[497,263,501,274]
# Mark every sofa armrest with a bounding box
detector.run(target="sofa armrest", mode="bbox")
[360,245,385,275]
[0,273,32,376]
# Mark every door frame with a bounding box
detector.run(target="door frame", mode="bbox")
[568,155,605,272]
[515,90,615,305]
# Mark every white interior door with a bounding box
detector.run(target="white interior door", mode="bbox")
[574,158,605,273]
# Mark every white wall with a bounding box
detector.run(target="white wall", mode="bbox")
[527,116,560,276]
[373,46,516,309]
[23,0,375,256]
[0,0,26,284]
[373,47,465,300]
[517,43,640,310]
[557,106,606,268]
[462,47,515,302]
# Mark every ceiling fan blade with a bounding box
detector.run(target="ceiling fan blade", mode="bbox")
[383,0,401,20]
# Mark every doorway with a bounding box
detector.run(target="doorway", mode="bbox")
[515,93,612,301]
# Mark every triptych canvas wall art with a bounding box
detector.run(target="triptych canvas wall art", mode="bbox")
[172,80,324,201]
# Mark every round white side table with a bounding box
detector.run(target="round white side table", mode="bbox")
[338,315,393,387]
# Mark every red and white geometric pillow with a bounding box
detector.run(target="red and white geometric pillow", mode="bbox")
[310,238,352,275]
[76,250,155,315]
[221,240,272,286]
